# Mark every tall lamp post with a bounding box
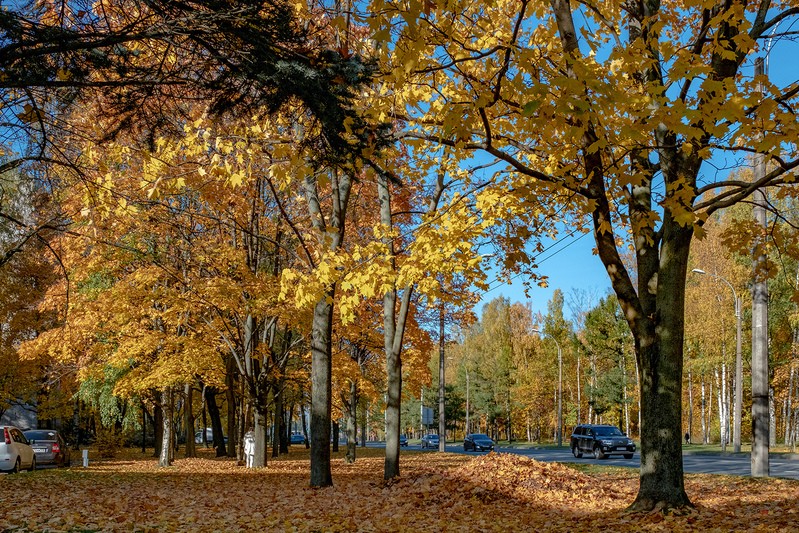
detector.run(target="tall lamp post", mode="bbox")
[692,268,743,453]
[533,329,562,447]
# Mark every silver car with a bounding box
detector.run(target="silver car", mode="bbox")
[420,434,440,449]
[1,425,36,473]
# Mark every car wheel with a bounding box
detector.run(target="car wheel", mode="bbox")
[572,446,583,458]
[11,457,21,474]
[624,453,633,459]
[593,446,605,460]
[29,456,36,472]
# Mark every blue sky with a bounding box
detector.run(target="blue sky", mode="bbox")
[472,31,799,323]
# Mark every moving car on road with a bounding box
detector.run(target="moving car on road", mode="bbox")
[1,425,36,473]
[570,424,635,459]
[23,429,70,468]
[420,434,440,449]
[464,433,495,452]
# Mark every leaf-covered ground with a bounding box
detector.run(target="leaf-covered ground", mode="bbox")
[1,447,798,532]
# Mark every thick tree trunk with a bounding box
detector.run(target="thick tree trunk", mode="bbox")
[309,294,334,487]
[159,388,174,467]
[332,421,339,452]
[627,226,692,511]
[184,384,196,458]
[252,410,268,468]
[204,386,227,457]
[225,356,238,458]
[272,383,283,458]
[154,399,163,458]
[345,380,357,464]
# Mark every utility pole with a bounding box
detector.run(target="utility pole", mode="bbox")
[751,56,770,478]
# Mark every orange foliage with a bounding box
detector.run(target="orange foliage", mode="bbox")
[1,450,797,531]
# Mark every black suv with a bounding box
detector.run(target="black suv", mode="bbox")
[570,424,635,459]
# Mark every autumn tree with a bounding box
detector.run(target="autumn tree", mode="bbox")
[371,0,799,510]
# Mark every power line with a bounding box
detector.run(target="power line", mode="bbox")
[481,226,591,295]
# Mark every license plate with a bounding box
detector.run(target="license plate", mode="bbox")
[33,448,47,453]
[616,446,627,451]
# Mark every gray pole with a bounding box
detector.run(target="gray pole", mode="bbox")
[439,306,446,452]
[734,295,743,453]
[751,56,770,477]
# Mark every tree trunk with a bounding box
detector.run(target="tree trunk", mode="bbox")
[301,396,310,449]
[309,294,334,487]
[225,356,238,458]
[345,380,357,464]
[786,366,795,445]
[332,421,339,452]
[700,375,707,444]
[204,386,227,457]
[378,172,414,480]
[715,365,728,451]
[272,383,283,458]
[687,369,693,444]
[141,401,147,454]
[184,384,196,458]
[159,388,173,467]
[154,399,163,458]
[252,410,268,468]
[626,225,692,511]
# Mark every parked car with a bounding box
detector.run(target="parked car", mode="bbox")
[399,435,408,447]
[570,424,635,459]
[23,429,71,468]
[420,434,439,449]
[464,433,495,452]
[194,428,228,445]
[1,425,36,473]
[290,433,307,445]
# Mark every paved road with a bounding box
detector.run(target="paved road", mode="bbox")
[395,443,799,480]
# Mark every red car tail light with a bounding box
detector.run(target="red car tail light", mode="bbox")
[3,428,9,445]
[52,442,60,453]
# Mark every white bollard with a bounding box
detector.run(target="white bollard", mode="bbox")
[82,449,89,467]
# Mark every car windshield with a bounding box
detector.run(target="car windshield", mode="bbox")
[471,434,490,439]
[25,430,57,440]
[594,427,624,437]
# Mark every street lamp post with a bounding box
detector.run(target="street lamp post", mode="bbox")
[533,329,563,447]
[692,268,742,453]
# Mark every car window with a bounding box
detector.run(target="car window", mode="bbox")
[575,427,584,436]
[25,430,57,441]
[595,427,623,436]
[11,429,28,444]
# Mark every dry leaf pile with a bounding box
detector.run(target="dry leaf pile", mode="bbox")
[1,448,798,532]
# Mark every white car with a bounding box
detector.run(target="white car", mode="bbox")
[1,425,36,473]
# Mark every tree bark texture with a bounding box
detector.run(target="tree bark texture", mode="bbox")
[184,384,196,458]
[309,295,334,487]
[159,388,174,467]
